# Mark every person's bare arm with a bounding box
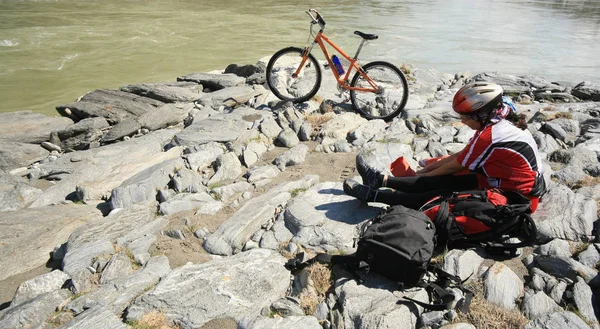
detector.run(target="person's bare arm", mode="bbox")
[418,155,465,177]
[417,153,460,174]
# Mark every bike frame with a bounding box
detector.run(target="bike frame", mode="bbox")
[294,31,379,93]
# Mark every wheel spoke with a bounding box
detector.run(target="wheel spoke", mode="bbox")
[266,47,322,103]
[350,62,408,121]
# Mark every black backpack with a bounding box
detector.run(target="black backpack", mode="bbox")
[286,204,435,287]
[419,189,537,255]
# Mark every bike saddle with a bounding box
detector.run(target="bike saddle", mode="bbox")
[354,31,378,40]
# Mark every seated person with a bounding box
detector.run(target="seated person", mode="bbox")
[343,82,546,212]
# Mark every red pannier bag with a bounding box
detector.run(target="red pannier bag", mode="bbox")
[419,189,537,253]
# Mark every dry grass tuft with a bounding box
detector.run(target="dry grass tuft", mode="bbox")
[553,111,573,119]
[306,263,333,296]
[458,281,529,329]
[571,176,600,190]
[130,311,181,329]
[299,290,320,315]
[306,113,334,129]
[297,263,334,315]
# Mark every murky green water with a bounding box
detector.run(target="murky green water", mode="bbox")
[1,0,599,116]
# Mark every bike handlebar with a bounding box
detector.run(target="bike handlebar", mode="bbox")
[306,9,326,29]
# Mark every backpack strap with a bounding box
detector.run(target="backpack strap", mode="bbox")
[402,265,473,313]
[284,252,367,284]
[482,213,537,250]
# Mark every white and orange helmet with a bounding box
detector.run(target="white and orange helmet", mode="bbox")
[452,82,504,115]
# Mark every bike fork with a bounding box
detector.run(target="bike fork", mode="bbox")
[292,43,318,78]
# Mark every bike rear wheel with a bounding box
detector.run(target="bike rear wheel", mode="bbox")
[266,47,322,103]
[350,61,408,121]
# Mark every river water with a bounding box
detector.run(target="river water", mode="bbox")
[1,0,599,116]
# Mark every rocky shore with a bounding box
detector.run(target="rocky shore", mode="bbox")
[1,56,600,329]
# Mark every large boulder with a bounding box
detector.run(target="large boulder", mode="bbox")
[334,273,429,329]
[0,172,41,211]
[126,249,290,329]
[56,89,163,124]
[532,182,596,242]
[0,203,103,281]
[28,128,182,207]
[572,81,600,101]
[204,175,319,256]
[285,181,382,253]
[0,142,49,171]
[167,107,262,149]
[0,111,73,144]
[120,81,202,103]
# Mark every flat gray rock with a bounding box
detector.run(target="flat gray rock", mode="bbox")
[572,81,600,101]
[59,306,127,329]
[100,119,141,143]
[0,289,72,329]
[0,111,72,144]
[137,102,193,131]
[109,157,185,210]
[61,202,167,290]
[120,82,202,103]
[258,115,283,140]
[183,142,225,172]
[334,273,429,329]
[533,181,596,242]
[274,144,309,171]
[10,270,71,307]
[168,107,261,148]
[533,256,599,287]
[285,181,382,253]
[534,239,573,258]
[246,164,280,183]
[29,128,181,207]
[521,290,562,320]
[0,203,103,281]
[171,167,206,193]
[211,181,253,203]
[577,244,600,268]
[572,277,598,325]
[238,316,321,329]
[126,249,290,329]
[0,172,41,211]
[56,89,162,124]
[0,141,49,171]
[483,262,523,310]
[53,117,110,151]
[99,253,133,284]
[318,113,367,144]
[159,192,222,216]
[442,249,485,281]
[524,311,593,329]
[196,86,260,108]
[204,175,319,255]
[177,72,246,90]
[242,140,269,167]
[65,256,171,315]
[207,152,243,186]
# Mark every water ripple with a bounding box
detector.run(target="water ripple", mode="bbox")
[0,39,19,47]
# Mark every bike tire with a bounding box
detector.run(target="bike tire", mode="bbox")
[266,47,322,103]
[349,61,409,121]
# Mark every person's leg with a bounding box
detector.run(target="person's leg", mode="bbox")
[344,174,479,209]
[384,174,479,193]
[373,188,453,209]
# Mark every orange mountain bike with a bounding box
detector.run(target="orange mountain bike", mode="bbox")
[266,9,409,121]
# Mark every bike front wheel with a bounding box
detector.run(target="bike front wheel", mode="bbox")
[266,47,322,103]
[350,61,409,121]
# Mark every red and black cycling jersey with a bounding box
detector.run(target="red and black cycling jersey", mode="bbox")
[457,120,546,197]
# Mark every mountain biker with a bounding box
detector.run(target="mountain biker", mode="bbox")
[343,82,547,212]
